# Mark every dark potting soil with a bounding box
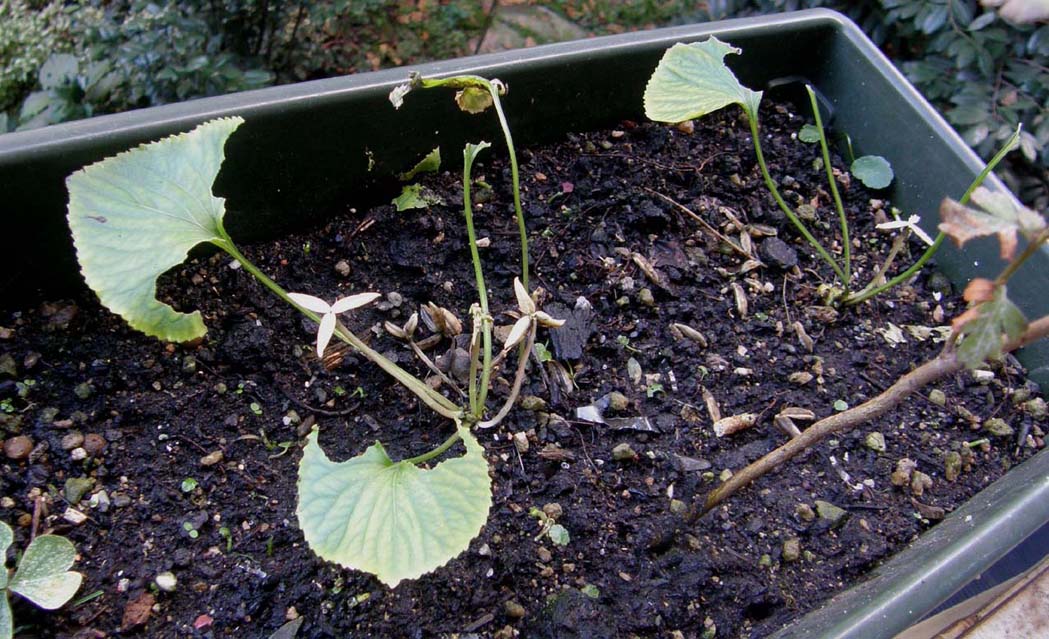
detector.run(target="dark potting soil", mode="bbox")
[1,102,1045,639]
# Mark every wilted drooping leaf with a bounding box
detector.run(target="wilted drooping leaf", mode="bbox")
[939,187,1046,260]
[851,155,894,189]
[952,281,1027,369]
[393,184,444,211]
[455,87,493,114]
[644,38,763,123]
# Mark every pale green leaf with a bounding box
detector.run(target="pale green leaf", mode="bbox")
[798,124,821,143]
[399,147,441,181]
[8,535,82,609]
[297,426,492,587]
[851,155,894,189]
[644,38,763,124]
[0,521,11,591]
[67,117,244,342]
[0,596,11,639]
[957,285,1028,368]
[392,184,444,211]
[455,86,493,114]
[547,524,570,546]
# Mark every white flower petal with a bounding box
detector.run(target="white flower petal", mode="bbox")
[875,220,909,231]
[503,316,532,352]
[535,311,566,328]
[513,278,535,315]
[316,312,337,358]
[332,292,381,313]
[289,293,332,314]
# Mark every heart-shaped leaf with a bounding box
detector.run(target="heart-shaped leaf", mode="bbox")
[644,38,763,124]
[297,426,492,587]
[940,187,1047,260]
[8,535,83,609]
[851,155,894,189]
[66,117,244,342]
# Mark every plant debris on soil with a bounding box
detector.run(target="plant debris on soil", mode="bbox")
[1,100,1046,639]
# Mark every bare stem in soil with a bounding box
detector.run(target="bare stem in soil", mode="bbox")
[701,315,1049,514]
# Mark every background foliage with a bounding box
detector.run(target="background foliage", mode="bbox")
[1,0,1045,206]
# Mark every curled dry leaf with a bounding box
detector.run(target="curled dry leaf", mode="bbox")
[671,323,708,347]
[731,282,748,318]
[939,188,1046,261]
[792,321,814,353]
[454,86,494,114]
[713,413,757,437]
[422,303,463,337]
[951,278,996,332]
[774,415,802,438]
[701,386,721,423]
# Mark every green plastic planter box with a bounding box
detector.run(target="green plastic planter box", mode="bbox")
[1,9,1046,638]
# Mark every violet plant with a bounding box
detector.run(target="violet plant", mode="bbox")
[65,112,560,586]
[643,38,1020,307]
[1,521,83,639]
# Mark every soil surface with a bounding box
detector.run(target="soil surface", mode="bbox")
[1,102,1045,639]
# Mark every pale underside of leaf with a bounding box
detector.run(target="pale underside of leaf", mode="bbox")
[0,521,11,591]
[297,426,492,587]
[66,117,244,342]
[8,535,83,609]
[0,596,11,639]
[643,38,763,124]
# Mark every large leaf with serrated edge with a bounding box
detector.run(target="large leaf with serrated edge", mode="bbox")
[297,426,491,587]
[67,117,244,342]
[644,38,763,124]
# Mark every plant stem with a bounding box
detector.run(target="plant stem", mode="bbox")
[414,74,530,287]
[700,314,1049,514]
[402,427,464,466]
[843,125,1022,306]
[479,322,535,429]
[463,143,494,418]
[995,227,1049,286]
[214,236,461,419]
[747,115,848,287]
[806,86,850,285]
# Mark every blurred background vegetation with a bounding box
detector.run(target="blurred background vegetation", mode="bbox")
[1,0,1046,206]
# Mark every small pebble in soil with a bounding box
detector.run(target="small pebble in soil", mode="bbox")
[928,389,947,406]
[795,503,815,522]
[83,433,107,457]
[155,571,178,592]
[520,396,546,411]
[910,471,933,497]
[891,458,917,486]
[513,432,529,453]
[64,477,95,505]
[815,500,847,525]
[865,432,886,453]
[983,418,1014,437]
[782,538,802,562]
[63,508,87,525]
[537,546,552,563]
[4,435,33,460]
[1024,398,1047,419]
[334,260,351,277]
[61,432,85,451]
[73,382,93,399]
[945,451,963,481]
[608,391,629,412]
[505,600,526,619]
[758,237,799,270]
[612,443,637,461]
[542,503,563,520]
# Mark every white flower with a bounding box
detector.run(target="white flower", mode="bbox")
[876,214,935,247]
[288,292,381,358]
[503,278,566,353]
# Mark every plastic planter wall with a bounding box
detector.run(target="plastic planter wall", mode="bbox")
[0,9,1046,639]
